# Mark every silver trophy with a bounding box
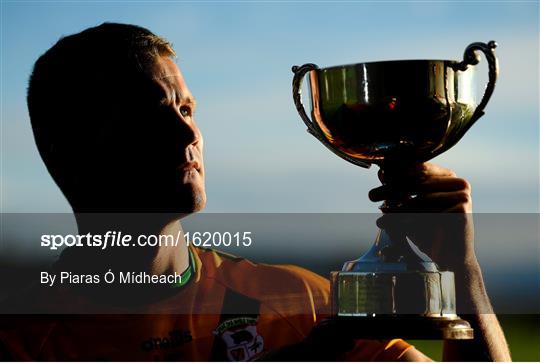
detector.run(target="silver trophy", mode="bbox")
[292,41,498,339]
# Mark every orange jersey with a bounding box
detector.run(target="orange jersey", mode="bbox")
[0,247,412,361]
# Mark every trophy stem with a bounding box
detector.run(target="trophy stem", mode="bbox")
[343,229,438,273]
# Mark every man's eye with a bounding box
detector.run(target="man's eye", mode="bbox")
[180,106,191,117]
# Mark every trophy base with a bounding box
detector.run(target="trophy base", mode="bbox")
[331,271,457,316]
[335,315,473,340]
[330,271,473,340]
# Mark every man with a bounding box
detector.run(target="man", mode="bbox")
[0,23,510,361]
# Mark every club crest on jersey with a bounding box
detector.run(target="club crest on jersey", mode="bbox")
[213,317,264,361]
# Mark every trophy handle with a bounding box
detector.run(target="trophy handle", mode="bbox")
[292,64,372,168]
[457,40,499,123]
[434,41,499,157]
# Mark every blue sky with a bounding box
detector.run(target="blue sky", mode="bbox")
[1,1,539,213]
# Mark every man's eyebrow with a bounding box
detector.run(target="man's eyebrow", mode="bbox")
[158,92,196,108]
[155,84,197,108]
[180,94,197,107]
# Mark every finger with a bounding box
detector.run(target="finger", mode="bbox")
[381,191,471,213]
[419,162,456,178]
[369,185,410,202]
[381,162,456,183]
[443,204,474,213]
[369,177,470,202]
[377,168,385,183]
[415,177,470,194]
[376,213,414,230]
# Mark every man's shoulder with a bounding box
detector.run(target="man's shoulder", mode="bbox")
[0,282,70,359]
[0,314,59,360]
[194,247,331,315]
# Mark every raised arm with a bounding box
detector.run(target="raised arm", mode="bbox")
[369,162,511,361]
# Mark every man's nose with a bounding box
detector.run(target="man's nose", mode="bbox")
[174,113,200,147]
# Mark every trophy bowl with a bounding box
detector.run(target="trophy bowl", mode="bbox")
[292,41,498,339]
[293,41,498,168]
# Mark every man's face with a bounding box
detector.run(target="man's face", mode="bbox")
[150,57,206,213]
[96,56,206,213]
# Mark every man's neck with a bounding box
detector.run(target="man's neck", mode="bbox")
[149,218,190,276]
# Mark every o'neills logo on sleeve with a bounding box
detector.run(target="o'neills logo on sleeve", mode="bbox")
[213,317,264,361]
[140,329,193,352]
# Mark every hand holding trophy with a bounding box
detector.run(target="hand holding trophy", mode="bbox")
[292,41,498,339]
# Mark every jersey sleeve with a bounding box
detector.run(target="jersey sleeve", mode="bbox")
[0,316,56,361]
